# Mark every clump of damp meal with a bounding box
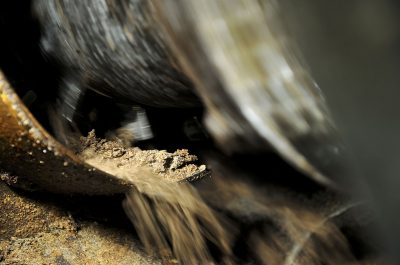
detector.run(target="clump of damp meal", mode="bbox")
[78,130,207,183]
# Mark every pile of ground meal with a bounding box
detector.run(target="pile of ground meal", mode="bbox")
[0,181,161,265]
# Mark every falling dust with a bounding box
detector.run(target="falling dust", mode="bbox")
[78,131,382,265]
[79,131,233,264]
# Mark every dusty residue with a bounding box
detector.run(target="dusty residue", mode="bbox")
[0,181,75,240]
[0,180,160,265]
[0,222,161,265]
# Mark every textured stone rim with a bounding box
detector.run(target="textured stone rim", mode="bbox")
[0,71,129,195]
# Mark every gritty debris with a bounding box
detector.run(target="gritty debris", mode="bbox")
[0,182,76,240]
[0,180,161,265]
[0,223,161,265]
[0,172,17,186]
